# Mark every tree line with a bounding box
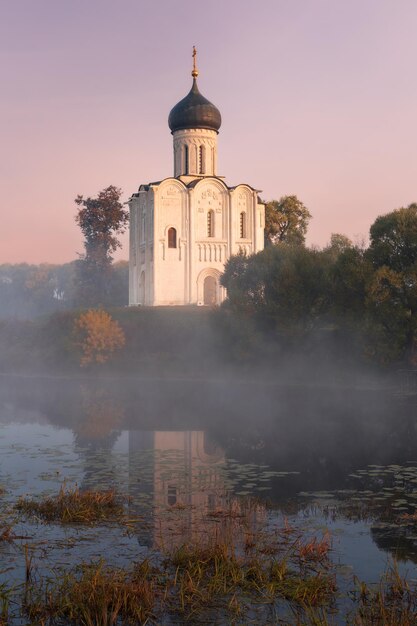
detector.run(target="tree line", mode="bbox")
[0,186,128,318]
[0,260,128,319]
[222,197,417,366]
[3,185,417,368]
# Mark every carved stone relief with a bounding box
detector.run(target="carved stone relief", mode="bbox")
[198,243,226,263]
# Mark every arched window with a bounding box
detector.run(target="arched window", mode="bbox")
[198,145,205,174]
[207,210,214,237]
[240,212,246,238]
[184,145,189,175]
[168,227,177,248]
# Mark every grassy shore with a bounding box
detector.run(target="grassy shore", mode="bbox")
[0,307,225,376]
[0,305,389,387]
[2,487,417,625]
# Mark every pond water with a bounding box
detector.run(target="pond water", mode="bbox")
[1,375,417,624]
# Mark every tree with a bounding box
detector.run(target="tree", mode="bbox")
[264,196,311,246]
[324,233,353,260]
[221,244,330,337]
[221,202,417,366]
[368,203,417,272]
[108,261,129,306]
[75,186,128,306]
[0,262,78,318]
[365,204,417,363]
[74,309,125,367]
[330,245,371,320]
[219,251,252,309]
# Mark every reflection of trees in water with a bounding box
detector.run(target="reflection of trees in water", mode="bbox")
[0,378,128,491]
[301,462,417,565]
[73,384,123,449]
[72,385,125,491]
[5,377,417,560]
[2,377,417,506]
[210,396,417,498]
[0,378,127,436]
[371,527,417,564]
[2,379,417,490]
[2,379,417,481]
[366,463,417,565]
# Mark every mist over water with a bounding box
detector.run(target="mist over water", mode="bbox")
[0,336,416,623]
[1,376,416,535]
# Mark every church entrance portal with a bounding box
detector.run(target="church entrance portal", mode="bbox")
[203,276,217,305]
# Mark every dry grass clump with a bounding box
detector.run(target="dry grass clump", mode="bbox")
[350,563,417,626]
[399,511,417,523]
[15,528,417,624]
[20,527,337,624]
[24,560,158,626]
[351,564,417,625]
[0,582,12,626]
[277,571,337,607]
[22,541,337,626]
[298,533,331,564]
[15,485,125,524]
[168,537,336,617]
[0,524,15,543]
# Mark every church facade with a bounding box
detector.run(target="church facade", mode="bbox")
[129,50,265,306]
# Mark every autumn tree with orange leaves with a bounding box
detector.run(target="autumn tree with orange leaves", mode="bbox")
[74,309,125,367]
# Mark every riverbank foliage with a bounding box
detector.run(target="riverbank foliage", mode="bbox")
[0,260,128,318]
[74,309,125,366]
[0,307,226,376]
[1,202,417,373]
[222,203,417,367]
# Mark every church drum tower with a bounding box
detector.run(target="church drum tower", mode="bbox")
[129,49,265,306]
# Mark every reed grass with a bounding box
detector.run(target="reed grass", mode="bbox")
[352,563,417,625]
[298,533,331,564]
[23,560,160,626]
[12,516,417,625]
[167,535,337,618]
[15,485,125,524]
[277,572,337,607]
[0,583,12,626]
[20,531,338,624]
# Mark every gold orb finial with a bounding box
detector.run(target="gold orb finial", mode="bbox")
[192,46,199,79]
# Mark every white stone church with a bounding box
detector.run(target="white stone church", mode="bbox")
[128,50,265,306]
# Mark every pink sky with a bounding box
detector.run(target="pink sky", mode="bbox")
[1,0,417,263]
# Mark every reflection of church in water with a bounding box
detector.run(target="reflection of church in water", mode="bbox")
[129,48,265,306]
[129,431,265,549]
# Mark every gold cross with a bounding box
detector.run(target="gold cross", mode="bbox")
[192,46,199,78]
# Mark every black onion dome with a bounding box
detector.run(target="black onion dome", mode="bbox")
[168,78,221,134]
